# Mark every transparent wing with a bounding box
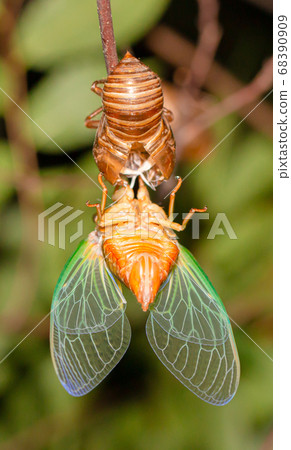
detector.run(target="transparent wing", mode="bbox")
[146,244,240,405]
[50,234,131,396]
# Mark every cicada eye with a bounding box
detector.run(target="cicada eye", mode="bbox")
[112,186,126,202]
[137,184,150,201]
[112,185,134,203]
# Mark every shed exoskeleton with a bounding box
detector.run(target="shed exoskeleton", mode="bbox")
[85,51,176,188]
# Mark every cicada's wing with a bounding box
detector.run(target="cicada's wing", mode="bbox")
[50,233,131,396]
[146,245,240,405]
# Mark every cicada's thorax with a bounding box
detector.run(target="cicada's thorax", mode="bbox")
[93,52,176,188]
[98,184,179,311]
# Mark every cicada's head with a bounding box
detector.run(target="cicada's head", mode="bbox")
[112,183,134,204]
[137,176,151,203]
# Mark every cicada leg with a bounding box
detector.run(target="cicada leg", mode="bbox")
[163,107,174,123]
[167,176,207,231]
[85,79,106,128]
[84,107,103,129]
[97,173,108,213]
[86,173,108,220]
[90,79,106,96]
[168,176,182,221]
[178,206,207,231]
[86,201,102,222]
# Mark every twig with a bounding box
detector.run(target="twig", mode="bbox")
[146,25,272,137]
[96,0,118,74]
[176,57,273,149]
[186,0,222,95]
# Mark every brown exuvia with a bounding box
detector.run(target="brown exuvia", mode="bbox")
[85,51,176,188]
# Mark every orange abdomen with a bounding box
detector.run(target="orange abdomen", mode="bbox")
[103,235,179,311]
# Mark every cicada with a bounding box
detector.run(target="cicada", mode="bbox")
[85,51,175,188]
[50,175,240,405]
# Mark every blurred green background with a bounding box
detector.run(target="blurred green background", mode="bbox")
[0,0,272,449]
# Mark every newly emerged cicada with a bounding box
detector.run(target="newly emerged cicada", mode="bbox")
[50,175,240,405]
[85,51,175,188]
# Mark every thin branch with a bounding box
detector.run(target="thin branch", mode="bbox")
[187,0,222,95]
[146,25,272,137]
[96,0,118,74]
[176,56,273,149]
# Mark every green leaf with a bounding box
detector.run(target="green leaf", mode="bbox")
[29,59,104,151]
[17,0,171,69]
[181,128,272,213]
